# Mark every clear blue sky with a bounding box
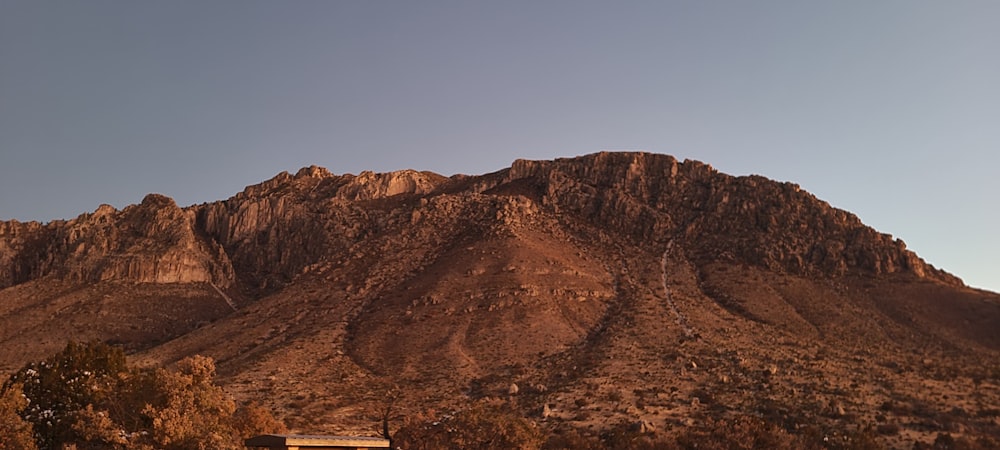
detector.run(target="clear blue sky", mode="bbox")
[1,1,997,292]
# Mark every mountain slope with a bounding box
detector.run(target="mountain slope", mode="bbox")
[1,152,997,447]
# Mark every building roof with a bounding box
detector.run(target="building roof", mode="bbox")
[245,434,390,448]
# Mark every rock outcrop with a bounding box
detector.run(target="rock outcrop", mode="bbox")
[0,194,233,288]
[0,152,962,291]
[499,152,959,285]
[193,167,449,290]
[3,152,995,447]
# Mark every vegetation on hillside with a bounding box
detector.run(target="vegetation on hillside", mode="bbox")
[392,401,544,450]
[0,382,37,450]
[387,401,1000,450]
[4,342,1000,450]
[0,341,284,450]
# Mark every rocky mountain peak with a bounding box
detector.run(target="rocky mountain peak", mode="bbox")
[2,152,996,447]
[0,152,962,291]
[294,165,333,179]
[138,192,177,208]
[337,169,445,200]
[0,193,233,289]
[503,152,959,285]
[93,203,118,217]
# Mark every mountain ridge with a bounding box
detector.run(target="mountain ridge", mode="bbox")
[1,152,997,447]
[0,152,961,291]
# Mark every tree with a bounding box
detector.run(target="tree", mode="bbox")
[3,343,285,450]
[70,405,128,449]
[141,355,239,450]
[2,341,127,450]
[368,388,402,448]
[232,401,288,439]
[0,383,38,450]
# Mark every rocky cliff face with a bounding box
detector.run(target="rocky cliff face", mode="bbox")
[0,152,961,292]
[0,165,451,292]
[193,166,451,290]
[0,194,233,289]
[0,220,49,287]
[499,152,959,285]
[4,152,995,446]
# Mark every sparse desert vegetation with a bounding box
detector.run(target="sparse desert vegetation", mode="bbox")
[1,341,284,450]
[2,153,999,448]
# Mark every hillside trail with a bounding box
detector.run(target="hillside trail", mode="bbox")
[662,242,695,338]
[210,282,239,311]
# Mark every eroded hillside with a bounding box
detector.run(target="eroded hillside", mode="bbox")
[2,152,998,448]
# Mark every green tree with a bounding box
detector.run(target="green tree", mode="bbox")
[70,355,285,450]
[2,341,127,450]
[3,343,285,450]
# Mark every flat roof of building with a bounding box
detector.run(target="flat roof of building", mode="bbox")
[245,434,390,448]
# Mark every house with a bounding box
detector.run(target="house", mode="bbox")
[245,434,390,450]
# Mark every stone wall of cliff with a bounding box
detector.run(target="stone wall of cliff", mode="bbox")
[192,165,451,291]
[0,152,962,292]
[0,194,234,289]
[503,152,960,285]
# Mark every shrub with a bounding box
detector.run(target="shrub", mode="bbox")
[232,401,288,439]
[393,401,543,450]
[598,421,674,450]
[0,383,38,450]
[542,427,604,450]
[875,423,900,435]
[2,342,284,450]
[674,416,809,450]
[912,433,1000,450]
[2,341,127,449]
[141,356,241,450]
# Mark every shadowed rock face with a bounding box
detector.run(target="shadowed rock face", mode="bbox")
[2,152,996,445]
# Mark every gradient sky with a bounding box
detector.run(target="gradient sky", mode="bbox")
[1,1,997,292]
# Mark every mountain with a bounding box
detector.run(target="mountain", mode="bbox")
[1,152,998,447]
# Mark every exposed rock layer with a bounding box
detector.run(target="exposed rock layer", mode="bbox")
[2,152,997,447]
[0,194,233,287]
[503,153,957,284]
[0,152,960,290]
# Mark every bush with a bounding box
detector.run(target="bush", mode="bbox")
[673,416,810,450]
[141,355,240,450]
[542,427,604,450]
[598,421,674,450]
[912,433,1000,450]
[232,401,288,439]
[0,383,38,450]
[2,341,127,449]
[393,401,543,450]
[875,423,900,435]
[2,342,284,450]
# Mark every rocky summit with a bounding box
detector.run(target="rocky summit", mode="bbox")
[1,152,998,448]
